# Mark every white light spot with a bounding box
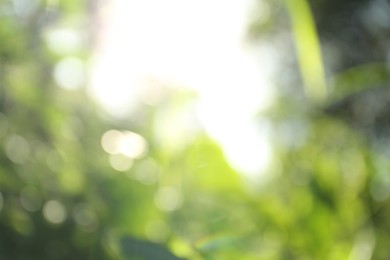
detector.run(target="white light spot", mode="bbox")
[101,130,122,154]
[6,135,30,164]
[119,131,148,158]
[43,200,67,224]
[154,186,182,212]
[198,103,273,179]
[101,130,147,159]
[54,57,85,90]
[44,28,83,55]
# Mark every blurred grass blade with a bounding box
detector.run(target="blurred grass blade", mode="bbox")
[328,62,390,102]
[285,0,327,104]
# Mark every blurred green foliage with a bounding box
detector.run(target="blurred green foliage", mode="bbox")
[249,0,390,259]
[1,0,390,259]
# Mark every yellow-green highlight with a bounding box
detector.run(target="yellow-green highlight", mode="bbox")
[285,0,327,104]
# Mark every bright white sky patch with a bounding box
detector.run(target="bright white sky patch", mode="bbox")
[89,0,276,179]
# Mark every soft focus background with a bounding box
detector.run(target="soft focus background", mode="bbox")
[1,0,390,259]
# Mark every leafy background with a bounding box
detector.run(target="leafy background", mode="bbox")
[1,0,390,259]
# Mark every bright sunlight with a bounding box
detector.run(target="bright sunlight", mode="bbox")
[89,0,277,180]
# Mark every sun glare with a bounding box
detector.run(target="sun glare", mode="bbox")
[90,0,276,179]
